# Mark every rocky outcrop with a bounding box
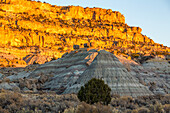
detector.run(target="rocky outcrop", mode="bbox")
[27,49,153,97]
[0,49,169,96]
[28,49,98,94]
[0,0,169,67]
[0,82,19,90]
[0,0,169,98]
[64,50,153,97]
[119,56,170,95]
[23,53,52,65]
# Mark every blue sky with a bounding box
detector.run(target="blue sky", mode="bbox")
[37,0,170,47]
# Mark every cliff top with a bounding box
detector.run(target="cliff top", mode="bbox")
[0,0,169,67]
[1,0,125,23]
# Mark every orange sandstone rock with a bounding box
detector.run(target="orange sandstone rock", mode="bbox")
[0,0,169,67]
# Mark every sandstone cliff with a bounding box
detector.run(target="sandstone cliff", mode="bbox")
[0,0,169,67]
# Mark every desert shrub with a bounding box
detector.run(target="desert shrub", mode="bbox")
[160,94,170,104]
[64,107,75,113]
[0,106,9,113]
[12,86,20,93]
[23,94,79,113]
[163,104,170,113]
[78,78,111,105]
[149,102,165,113]
[76,102,113,113]
[0,91,25,112]
[61,94,79,102]
[136,107,150,113]
[111,96,142,112]
[76,102,97,113]
[94,102,113,113]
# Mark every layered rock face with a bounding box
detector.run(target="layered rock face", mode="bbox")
[0,0,169,67]
[29,49,98,94]
[118,56,170,95]
[27,49,153,97]
[141,59,170,94]
[64,50,153,97]
[0,49,169,97]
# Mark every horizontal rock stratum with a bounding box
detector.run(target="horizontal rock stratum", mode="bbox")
[28,49,153,97]
[0,0,169,67]
[0,49,169,96]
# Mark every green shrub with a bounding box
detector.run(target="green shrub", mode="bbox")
[78,78,111,105]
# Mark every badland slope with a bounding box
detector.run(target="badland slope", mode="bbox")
[0,49,169,96]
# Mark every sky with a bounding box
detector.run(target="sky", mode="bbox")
[37,0,170,47]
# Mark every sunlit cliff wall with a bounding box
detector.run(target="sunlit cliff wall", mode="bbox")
[0,0,169,66]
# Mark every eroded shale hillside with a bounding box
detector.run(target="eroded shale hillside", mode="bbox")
[0,0,169,67]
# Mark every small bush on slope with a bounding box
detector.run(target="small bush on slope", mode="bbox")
[78,78,111,105]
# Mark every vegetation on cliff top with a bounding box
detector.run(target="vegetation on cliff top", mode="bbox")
[0,0,169,67]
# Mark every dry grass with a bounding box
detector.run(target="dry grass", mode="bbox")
[0,90,25,113]
[0,90,169,113]
[76,102,114,113]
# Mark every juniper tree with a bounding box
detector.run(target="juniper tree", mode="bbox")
[78,78,111,105]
